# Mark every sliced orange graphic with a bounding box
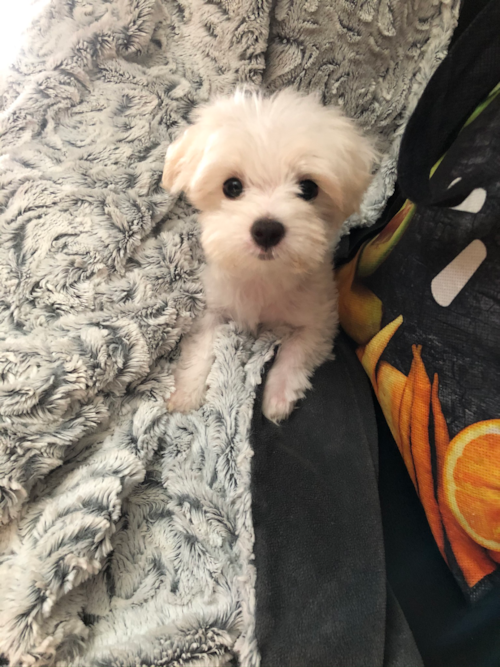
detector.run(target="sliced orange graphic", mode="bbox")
[444,421,500,551]
[432,376,496,585]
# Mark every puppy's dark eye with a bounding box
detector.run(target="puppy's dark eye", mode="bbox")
[223,177,243,199]
[298,179,319,201]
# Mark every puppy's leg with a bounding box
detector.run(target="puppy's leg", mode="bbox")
[168,312,220,413]
[263,310,337,423]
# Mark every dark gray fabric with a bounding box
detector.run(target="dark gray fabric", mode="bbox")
[250,332,422,667]
[384,586,423,667]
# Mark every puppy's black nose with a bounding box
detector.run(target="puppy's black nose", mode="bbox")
[251,218,285,249]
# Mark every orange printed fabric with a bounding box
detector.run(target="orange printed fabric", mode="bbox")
[356,317,499,593]
[337,85,500,600]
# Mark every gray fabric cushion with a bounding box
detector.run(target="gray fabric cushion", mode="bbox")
[251,333,422,667]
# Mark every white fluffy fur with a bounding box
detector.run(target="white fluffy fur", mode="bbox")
[162,89,374,421]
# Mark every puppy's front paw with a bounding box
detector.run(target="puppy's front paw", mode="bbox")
[262,367,310,423]
[262,390,295,423]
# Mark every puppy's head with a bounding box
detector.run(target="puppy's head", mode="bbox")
[162,89,375,277]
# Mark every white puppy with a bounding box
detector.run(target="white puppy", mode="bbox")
[162,89,374,422]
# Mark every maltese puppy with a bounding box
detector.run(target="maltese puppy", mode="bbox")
[162,89,374,422]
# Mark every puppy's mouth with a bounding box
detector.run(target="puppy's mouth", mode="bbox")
[257,249,275,261]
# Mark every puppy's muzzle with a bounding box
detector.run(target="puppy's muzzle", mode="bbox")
[251,218,285,250]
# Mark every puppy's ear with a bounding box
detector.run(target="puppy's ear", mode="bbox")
[337,132,376,219]
[318,114,377,221]
[161,125,204,195]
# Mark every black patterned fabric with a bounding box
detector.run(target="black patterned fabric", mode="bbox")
[337,0,500,604]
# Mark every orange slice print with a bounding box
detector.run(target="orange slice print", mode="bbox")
[356,315,498,588]
[444,421,500,552]
[432,376,496,586]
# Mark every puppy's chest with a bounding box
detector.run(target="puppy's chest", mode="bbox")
[212,280,306,331]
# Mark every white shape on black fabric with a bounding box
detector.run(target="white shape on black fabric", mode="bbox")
[451,188,486,213]
[431,239,487,307]
[448,177,462,189]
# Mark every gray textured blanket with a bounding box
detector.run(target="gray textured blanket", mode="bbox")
[0,1,457,665]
